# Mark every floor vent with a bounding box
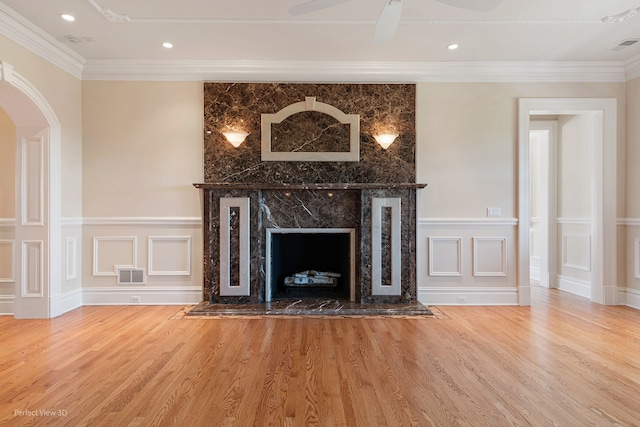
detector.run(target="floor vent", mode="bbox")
[116,267,146,285]
[609,38,640,51]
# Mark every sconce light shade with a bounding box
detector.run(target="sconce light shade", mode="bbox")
[222,131,249,148]
[373,133,398,150]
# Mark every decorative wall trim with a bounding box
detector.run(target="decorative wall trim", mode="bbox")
[418,286,518,306]
[419,218,518,227]
[65,237,77,280]
[0,3,85,79]
[92,236,137,276]
[619,218,640,226]
[0,218,16,228]
[219,198,250,296]
[21,240,43,297]
[562,234,591,271]
[557,275,591,299]
[148,236,192,276]
[261,97,360,162]
[622,288,640,310]
[472,237,507,277]
[0,240,15,282]
[626,54,640,81]
[635,238,640,280]
[61,217,83,227]
[0,295,14,315]
[82,286,201,305]
[82,217,202,226]
[21,135,44,226]
[81,59,630,82]
[51,288,82,317]
[557,217,591,225]
[428,237,463,277]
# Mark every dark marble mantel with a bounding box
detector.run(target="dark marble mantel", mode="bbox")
[194,182,427,190]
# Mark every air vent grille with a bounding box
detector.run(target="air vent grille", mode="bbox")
[116,267,146,285]
[610,38,640,51]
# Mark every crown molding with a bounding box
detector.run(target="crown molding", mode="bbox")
[625,54,640,81]
[82,59,627,83]
[0,3,84,79]
[0,2,635,83]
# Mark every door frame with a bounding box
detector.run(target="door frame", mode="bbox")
[529,121,558,290]
[518,98,617,306]
[0,61,61,318]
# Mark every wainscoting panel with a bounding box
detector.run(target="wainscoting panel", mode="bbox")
[82,217,202,304]
[21,240,43,297]
[418,218,518,305]
[65,237,77,281]
[93,236,138,276]
[473,237,507,277]
[428,237,462,277]
[562,234,591,271]
[0,239,15,283]
[148,236,192,276]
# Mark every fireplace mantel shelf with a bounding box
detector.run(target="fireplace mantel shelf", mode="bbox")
[193,182,427,190]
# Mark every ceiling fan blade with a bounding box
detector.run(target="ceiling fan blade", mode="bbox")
[436,0,502,12]
[289,0,353,16]
[374,0,403,44]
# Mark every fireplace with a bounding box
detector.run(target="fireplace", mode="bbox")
[266,228,356,302]
[194,183,425,306]
[191,83,429,314]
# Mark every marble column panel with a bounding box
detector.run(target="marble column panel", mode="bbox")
[206,189,261,303]
[360,189,417,304]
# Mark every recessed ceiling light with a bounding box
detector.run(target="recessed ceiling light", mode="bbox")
[61,14,75,22]
[162,42,173,49]
[448,43,459,50]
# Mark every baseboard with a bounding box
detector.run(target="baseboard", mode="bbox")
[557,275,591,299]
[51,288,83,317]
[83,286,202,305]
[418,287,518,306]
[621,288,640,310]
[0,295,14,315]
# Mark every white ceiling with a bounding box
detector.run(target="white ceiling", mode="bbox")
[2,0,640,80]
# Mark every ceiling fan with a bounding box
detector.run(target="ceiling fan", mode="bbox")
[289,0,502,43]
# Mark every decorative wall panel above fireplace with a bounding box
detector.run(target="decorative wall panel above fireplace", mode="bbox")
[203,83,416,184]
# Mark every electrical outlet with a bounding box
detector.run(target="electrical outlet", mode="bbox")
[456,296,467,304]
[487,207,501,218]
[130,296,141,303]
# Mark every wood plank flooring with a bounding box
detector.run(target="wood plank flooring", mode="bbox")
[1,287,640,426]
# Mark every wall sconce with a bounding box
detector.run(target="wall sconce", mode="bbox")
[373,133,398,150]
[222,130,249,148]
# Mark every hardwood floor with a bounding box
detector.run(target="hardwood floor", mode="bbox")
[1,287,640,426]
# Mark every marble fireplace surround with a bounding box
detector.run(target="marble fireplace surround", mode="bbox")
[190,83,431,315]
[191,182,429,315]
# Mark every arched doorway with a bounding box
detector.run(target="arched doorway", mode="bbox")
[0,61,61,318]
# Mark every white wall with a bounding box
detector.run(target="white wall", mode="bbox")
[415,82,626,305]
[81,81,204,304]
[625,77,640,307]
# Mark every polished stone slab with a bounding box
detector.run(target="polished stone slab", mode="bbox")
[187,299,433,317]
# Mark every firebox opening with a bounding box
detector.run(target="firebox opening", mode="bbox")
[268,231,352,301]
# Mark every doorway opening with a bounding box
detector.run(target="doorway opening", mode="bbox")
[0,61,62,318]
[519,98,617,306]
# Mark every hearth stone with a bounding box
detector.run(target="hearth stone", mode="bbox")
[187,299,433,317]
